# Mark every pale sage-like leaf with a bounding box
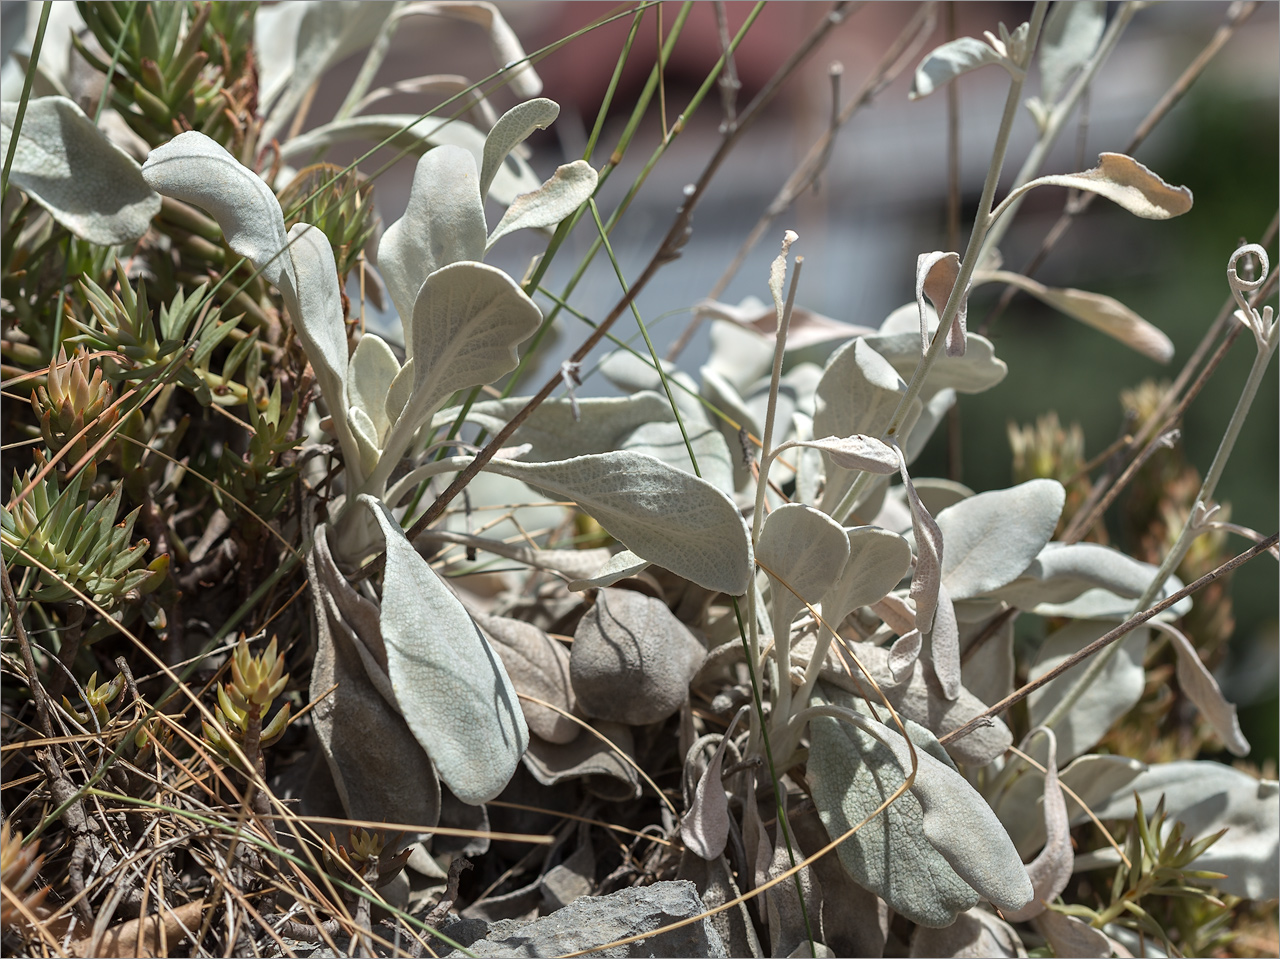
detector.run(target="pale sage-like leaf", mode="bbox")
[475,613,578,745]
[1028,620,1148,762]
[566,549,651,592]
[483,451,754,595]
[960,607,1015,707]
[621,419,735,495]
[393,2,542,99]
[757,503,852,634]
[486,159,598,249]
[776,435,898,475]
[347,334,401,442]
[1072,760,1279,901]
[681,724,741,861]
[916,251,967,357]
[1153,621,1250,757]
[360,495,527,804]
[1003,728,1071,922]
[522,718,641,800]
[889,629,923,682]
[415,530,610,582]
[910,36,1018,100]
[930,583,961,701]
[821,526,914,627]
[1023,153,1193,220]
[571,588,706,725]
[307,528,441,830]
[992,541,1179,611]
[910,907,1028,958]
[479,97,560,200]
[1,96,160,244]
[1038,0,1105,105]
[704,305,777,390]
[347,406,382,477]
[377,144,486,337]
[807,689,979,927]
[865,308,1008,397]
[1033,910,1111,959]
[141,130,291,288]
[898,448,943,634]
[835,707,1033,913]
[279,113,541,206]
[935,478,1064,600]
[399,260,541,436]
[976,269,1174,363]
[695,297,877,351]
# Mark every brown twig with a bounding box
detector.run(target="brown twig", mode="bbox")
[939,533,1277,746]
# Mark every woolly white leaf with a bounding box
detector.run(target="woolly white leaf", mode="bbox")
[758,504,852,651]
[1156,622,1250,756]
[378,145,486,339]
[916,251,967,356]
[475,613,578,744]
[898,449,943,634]
[864,312,1008,397]
[821,526,914,628]
[1034,910,1111,959]
[359,495,527,804]
[566,550,650,592]
[2,96,159,244]
[778,435,898,475]
[141,130,291,288]
[935,479,1064,600]
[910,36,1017,100]
[1029,620,1148,761]
[1038,0,1105,104]
[931,583,961,701]
[278,113,541,206]
[1025,153,1193,220]
[993,541,1180,610]
[681,722,742,861]
[394,1,542,99]
[621,419,736,495]
[484,451,754,595]
[910,907,1027,958]
[347,335,401,441]
[487,159,598,249]
[976,269,1174,363]
[695,298,877,351]
[1004,729,1072,922]
[889,629,923,682]
[479,97,560,201]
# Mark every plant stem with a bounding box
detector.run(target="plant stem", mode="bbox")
[1,0,51,202]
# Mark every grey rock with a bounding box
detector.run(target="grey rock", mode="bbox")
[446,880,729,958]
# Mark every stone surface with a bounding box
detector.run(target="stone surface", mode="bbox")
[445,880,728,958]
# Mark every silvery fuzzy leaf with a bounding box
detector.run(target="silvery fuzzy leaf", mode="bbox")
[779,435,898,475]
[141,130,291,288]
[934,479,1065,600]
[479,97,560,201]
[695,297,878,351]
[598,350,709,425]
[483,451,753,595]
[976,269,1173,363]
[705,306,784,390]
[259,2,392,139]
[758,504,852,638]
[992,542,1180,611]
[1033,910,1111,959]
[810,640,1012,767]
[700,366,759,491]
[566,549,651,592]
[377,145,486,337]
[570,588,706,725]
[863,325,1007,397]
[1156,622,1249,756]
[522,719,641,800]
[394,1,542,100]
[385,357,414,426]
[401,260,541,434]
[910,36,1018,100]
[486,159,598,249]
[307,528,441,830]
[833,706,1033,914]
[681,733,734,861]
[278,113,541,206]
[910,907,1027,958]
[916,251,967,357]
[814,339,921,515]
[474,613,578,744]
[807,690,979,928]
[621,419,736,495]
[1074,760,1279,901]
[1038,0,1106,105]
[348,405,382,476]
[1003,729,1071,923]
[821,526,914,628]
[1028,620,1148,762]
[913,478,975,517]
[464,392,676,463]
[930,583,962,700]
[766,804,822,958]
[347,334,401,441]
[359,495,527,804]
[959,607,1015,707]
[889,629,924,682]
[1025,153,1193,220]
[1,96,159,244]
[898,452,943,635]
